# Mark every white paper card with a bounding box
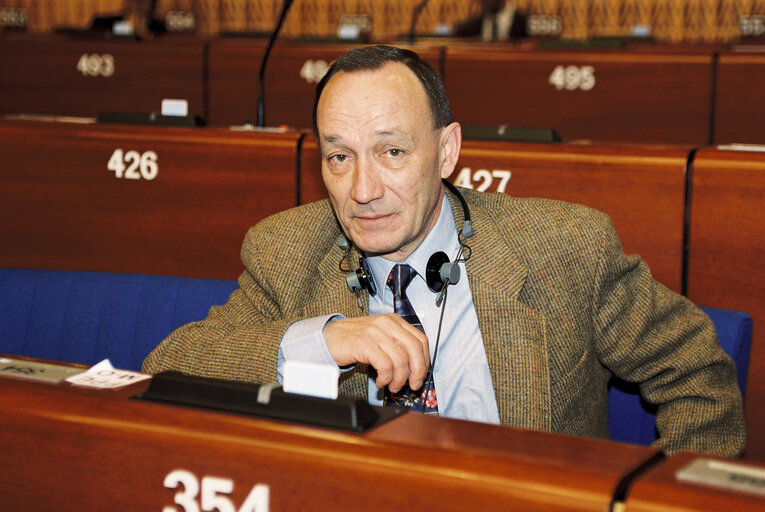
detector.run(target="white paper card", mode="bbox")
[161,98,188,117]
[283,360,339,399]
[66,359,151,389]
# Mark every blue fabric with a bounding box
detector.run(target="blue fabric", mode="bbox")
[0,269,238,372]
[607,306,753,446]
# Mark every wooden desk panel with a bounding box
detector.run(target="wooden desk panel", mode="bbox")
[443,45,713,144]
[0,34,205,119]
[0,372,658,511]
[686,146,765,461]
[714,48,765,144]
[624,453,765,511]
[207,40,442,129]
[206,38,267,127]
[456,140,690,292]
[0,118,300,279]
[298,134,326,204]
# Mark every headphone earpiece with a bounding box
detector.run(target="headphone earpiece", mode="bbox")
[425,251,461,293]
[345,257,377,296]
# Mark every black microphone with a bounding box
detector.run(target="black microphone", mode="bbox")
[257,0,294,127]
[408,0,430,44]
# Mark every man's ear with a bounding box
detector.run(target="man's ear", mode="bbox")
[439,122,462,180]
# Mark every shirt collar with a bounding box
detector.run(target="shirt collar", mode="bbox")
[366,194,460,294]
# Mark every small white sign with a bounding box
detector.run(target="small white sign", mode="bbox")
[66,359,151,389]
[161,98,188,117]
[283,360,339,399]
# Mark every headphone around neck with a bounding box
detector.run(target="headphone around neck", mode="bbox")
[339,179,474,309]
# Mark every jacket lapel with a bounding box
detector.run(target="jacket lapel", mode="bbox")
[452,192,552,431]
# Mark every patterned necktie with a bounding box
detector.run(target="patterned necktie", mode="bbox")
[384,263,438,414]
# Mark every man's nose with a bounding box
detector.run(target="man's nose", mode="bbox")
[350,156,384,204]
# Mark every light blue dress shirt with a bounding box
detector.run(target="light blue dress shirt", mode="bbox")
[279,195,500,424]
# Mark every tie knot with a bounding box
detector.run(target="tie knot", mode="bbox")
[387,263,416,298]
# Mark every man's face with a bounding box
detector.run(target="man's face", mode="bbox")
[316,62,458,262]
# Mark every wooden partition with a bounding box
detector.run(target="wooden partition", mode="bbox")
[0,118,301,279]
[624,452,765,511]
[442,43,715,144]
[713,47,765,144]
[0,368,656,511]
[299,134,690,293]
[207,40,443,129]
[4,364,764,511]
[0,33,206,119]
[686,145,765,461]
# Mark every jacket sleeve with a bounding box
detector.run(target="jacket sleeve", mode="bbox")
[591,217,746,457]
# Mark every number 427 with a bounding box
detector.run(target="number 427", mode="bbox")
[453,167,512,193]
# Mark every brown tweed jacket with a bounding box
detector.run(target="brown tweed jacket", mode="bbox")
[143,188,745,457]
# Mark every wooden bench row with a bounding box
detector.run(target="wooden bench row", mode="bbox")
[1,117,763,460]
[1,33,764,144]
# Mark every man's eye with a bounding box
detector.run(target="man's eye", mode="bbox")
[330,154,348,163]
[387,148,403,157]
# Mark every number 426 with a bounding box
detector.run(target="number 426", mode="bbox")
[107,149,159,180]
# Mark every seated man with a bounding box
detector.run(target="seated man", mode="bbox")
[143,45,745,457]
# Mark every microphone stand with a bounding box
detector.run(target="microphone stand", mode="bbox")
[408,0,430,44]
[257,0,294,127]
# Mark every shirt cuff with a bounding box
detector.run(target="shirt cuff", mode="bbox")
[277,314,344,383]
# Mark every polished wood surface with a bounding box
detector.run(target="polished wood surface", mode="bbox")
[206,40,443,129]
[206,38,267,127]
[714,47,765,145]
[0,33,206,119]
[624,452,765,511]
[0,370,658,511]
[443,44,714,144]
[0,118,300,279]
[686,146,765,461]
[457,139,691,293]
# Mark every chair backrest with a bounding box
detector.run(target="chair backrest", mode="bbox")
[0,268,238,372]
[608,306,753,446]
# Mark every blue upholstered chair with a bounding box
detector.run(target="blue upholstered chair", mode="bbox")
[0,268,237,372]
[608,306,753,446]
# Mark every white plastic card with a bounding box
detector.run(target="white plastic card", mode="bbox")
[283,360,339,399]
[161,98,189,117]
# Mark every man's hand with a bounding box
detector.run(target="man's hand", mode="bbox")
[323,314,429,392]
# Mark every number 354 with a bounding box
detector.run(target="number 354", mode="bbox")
[163,469,269,512]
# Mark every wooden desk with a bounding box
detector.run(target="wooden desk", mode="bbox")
[0,369,659,511]
[686,145,765,462]
[714,47,765,144]
[443,44,714,144]
[453,139,691,293]
[0,33,206,119]
[0,118,300,279]
[624,452,765,511]
[207,40,442,129]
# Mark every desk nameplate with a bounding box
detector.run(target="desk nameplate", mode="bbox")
[0,357,84,383]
